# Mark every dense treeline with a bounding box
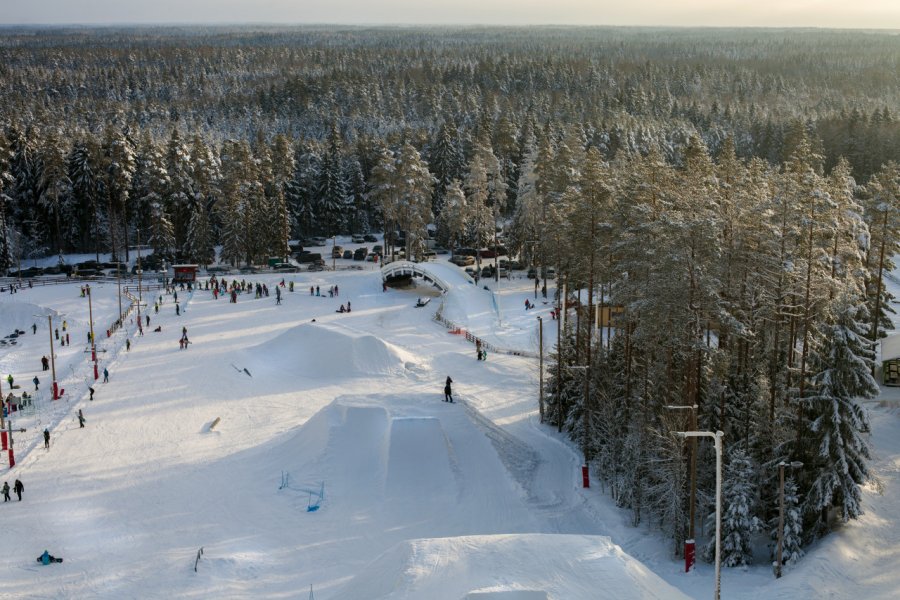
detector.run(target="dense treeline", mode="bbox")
[1,26,899,569]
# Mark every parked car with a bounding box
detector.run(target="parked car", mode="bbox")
[343,250,353,260]
[273,263,300,272]
[478,248,497,259]
[308,237,327,246]
[307,260,325,271]
[464,266,477,277]
[454,247,477,257]
[297,252,323,264]
[353,247,368,261]
[331,245,344,258]
[450,255,475,267]
[351,234,365,244]
[507,259,523,270]
[372,244,383,255]
[363,233,378,243]
[432,246,449,254]
[527,267,537,279]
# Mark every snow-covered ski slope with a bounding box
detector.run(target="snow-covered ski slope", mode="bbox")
[2,253,900,599]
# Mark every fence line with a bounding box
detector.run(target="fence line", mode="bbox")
[433,299,538,359]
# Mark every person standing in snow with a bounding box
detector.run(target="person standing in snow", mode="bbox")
[126,338,131,351]
[2,482,9,502]
[78,409,85,428]
[103,367,109,383]
[32,323,37,334]
[43,428,50,449]
[176,303,180,316]
[444,376,453,403]
[89,387,95,401]
[13,479,23,501]
[33,376,39,390]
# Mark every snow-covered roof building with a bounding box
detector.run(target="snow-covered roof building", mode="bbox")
[881,334,900,386]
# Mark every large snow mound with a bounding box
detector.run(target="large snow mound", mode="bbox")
[334,533,692,600]
[238,321,418,379]
[0,300,55,330]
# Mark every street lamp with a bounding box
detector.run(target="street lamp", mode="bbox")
[775,460,804,579]
[666,404,699,572]
[537,316,544,423]
[677,430,724,600]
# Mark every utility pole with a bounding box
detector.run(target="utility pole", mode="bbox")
[537,316,544,423]
[666,404,699,571]
[87,285,98,380]
[776,461,803,578]
[48,315,59,400]
[136,230,143,325]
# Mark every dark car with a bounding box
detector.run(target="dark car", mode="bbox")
[273,263,300,273]
[297,252,323,264]
[353,247,368,261]
[364,233,378,243]
[343,250,353,260]
[372,245,383,255]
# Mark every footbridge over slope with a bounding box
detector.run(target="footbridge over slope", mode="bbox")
[381,260,538,359]
[380,260,475,294]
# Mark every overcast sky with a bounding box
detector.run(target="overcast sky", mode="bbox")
[3,0,899,29]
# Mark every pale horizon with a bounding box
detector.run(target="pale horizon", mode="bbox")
[3,0,900,30]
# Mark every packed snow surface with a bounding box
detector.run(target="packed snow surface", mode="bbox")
[2,249,900,599]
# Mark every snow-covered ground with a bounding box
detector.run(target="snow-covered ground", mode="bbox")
[2,249,900,599]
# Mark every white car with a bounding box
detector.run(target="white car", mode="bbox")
[351,235,365,243]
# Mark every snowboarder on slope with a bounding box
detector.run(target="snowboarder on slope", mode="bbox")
[444,376,453,403]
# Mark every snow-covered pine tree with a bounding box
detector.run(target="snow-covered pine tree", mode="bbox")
[164,127,195,255]
[439,180,468,253]
[186,203,215,266]
[148,200,175,258]
[317,125,349,238]
[803,294,878,534]
[429,121,465,219]
[38,129,71,258]
[67,139,102,259]
[862,161,900,365]
[704,447,761,567]
[394,142,435,260]
[285,143,321,239]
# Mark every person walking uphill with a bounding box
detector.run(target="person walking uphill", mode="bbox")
[103,367,109,383]
[13,479,23,501]
[444,376,454,403]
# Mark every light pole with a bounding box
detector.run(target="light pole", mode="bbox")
[87,284,98,380]
[537,316,544,423]
[776,460,803,578]
[40,314,61,400]
[666,404,699,571]
[677,430,724,600]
